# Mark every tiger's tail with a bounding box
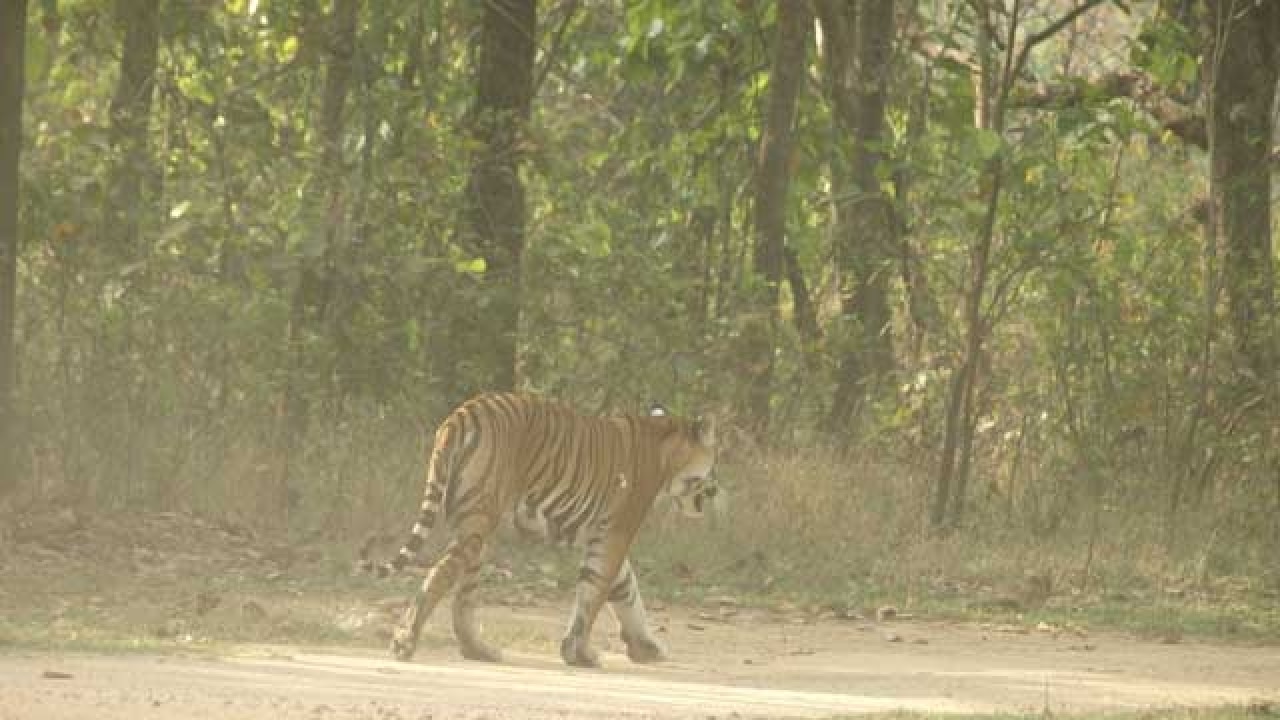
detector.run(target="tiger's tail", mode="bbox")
[359,421,461,578]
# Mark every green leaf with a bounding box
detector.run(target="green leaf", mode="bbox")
[455,256,487,275]
[277,36,299,64]
[972,128,1002,160]
[405,318,421,353]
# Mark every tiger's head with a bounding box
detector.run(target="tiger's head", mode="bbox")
[649,404,718,518]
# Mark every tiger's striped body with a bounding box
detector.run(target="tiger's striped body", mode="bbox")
[373,392,717,667]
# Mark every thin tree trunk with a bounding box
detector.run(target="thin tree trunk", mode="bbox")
[933,0,1004,530]
[1171,168,1223,517]
[445,0,536,399]
[685,205,716,333]
[1208,0,1278,384]
[929,0,1109,529]
[107,0,160,253]
[820,0,897,429]
[746,0,810,430]
[0,0,27,495]
[896,16,942,366]
[784,243,820,344]
[280,0,359,508]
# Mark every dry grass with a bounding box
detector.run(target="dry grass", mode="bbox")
[627,441,1280,639]
[13,406,1280,643]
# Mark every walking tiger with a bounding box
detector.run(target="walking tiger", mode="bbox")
[363,392,717,667]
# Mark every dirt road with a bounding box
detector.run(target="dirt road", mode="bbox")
[2,609,1277,719]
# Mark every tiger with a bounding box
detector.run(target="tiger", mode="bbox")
[364,391,718,668]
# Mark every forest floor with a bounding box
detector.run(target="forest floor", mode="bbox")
[1,509,1278,719]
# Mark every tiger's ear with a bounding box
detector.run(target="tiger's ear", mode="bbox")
[693,414,716,447]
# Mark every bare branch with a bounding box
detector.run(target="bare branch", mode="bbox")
[1011,0,1111,82]
[532,0,579,97]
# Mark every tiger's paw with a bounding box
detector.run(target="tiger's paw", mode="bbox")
[559,635,601,668]
[459,641,503,663]
[623,634,667,664]
[390,629,417,662]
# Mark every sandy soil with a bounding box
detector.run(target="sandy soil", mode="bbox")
[3,607,1277,719]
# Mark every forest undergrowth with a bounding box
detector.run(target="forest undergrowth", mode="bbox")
[6,405,1279,652]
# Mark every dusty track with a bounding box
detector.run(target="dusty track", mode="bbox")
[2,609,1277,719]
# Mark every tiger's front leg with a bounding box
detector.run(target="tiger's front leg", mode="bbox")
[608,557,667,664]
[561,530,635,668]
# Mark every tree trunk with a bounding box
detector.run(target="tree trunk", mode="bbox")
[279,0,359,507]
[896,28,939,367]
[930,0,1109,529]
[445,0,536,399]
[0,0,27,495]
[933,0,1002,530]
[107,0,160,253]
[819,0,897,428]
[684,205,716,333]
[784,243,820,344]
[1208,0,1278,384]
[745,0,810,430]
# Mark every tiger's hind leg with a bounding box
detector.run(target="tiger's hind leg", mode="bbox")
[450,551,503,662]
[608,557,667,664]
[391,533,485,662]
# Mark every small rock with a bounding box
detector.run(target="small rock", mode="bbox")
[41,670,73,680]
[241,600,268,621]
[883,632,903,643]
[194,591,221,616]
[876,605,898,622]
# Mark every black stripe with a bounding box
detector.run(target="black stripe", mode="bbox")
[425,484,443,505]
[520,405,559,495]
[608,568,636,604]
[533,415,574,511]
[578,565,605,585]
[446,415,495,519]
[447,482,484,519]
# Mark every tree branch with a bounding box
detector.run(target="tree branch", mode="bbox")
[1011,0,1111,82]
[1016,71,1207,149]
[532,0,579,98]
